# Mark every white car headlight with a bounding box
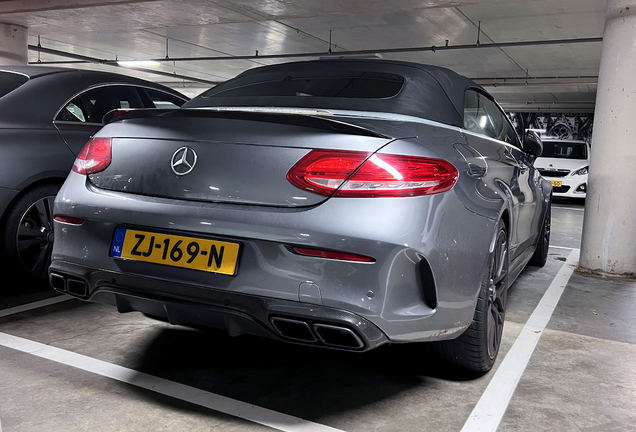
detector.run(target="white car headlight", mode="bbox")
[572,166,589,176]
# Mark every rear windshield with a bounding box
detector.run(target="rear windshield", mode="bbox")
[0,71,28,99]
[201,72,405,99]
[184,63,465,127]
[541,141,588,159]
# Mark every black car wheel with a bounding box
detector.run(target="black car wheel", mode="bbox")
[0,183,60,281]
[529,201,551,267]
[435,219,509,372]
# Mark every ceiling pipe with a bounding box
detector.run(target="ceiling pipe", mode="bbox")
[472,74,599,81]
[27,44,221,85]
[478,81,598,88]
[474,76,598,86]
[29,36,602,66]
[29,60,88,65]
[115,36,604,63]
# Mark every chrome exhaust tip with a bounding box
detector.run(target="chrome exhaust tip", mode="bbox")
[270,317,317,343]
[313,324,364,349]
[66,278,88,297]
[49,273,66,292]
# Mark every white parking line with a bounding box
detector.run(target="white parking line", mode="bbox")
[0,331,344,432]
[549,245,575,250]
[461,248,580,432]
[552,206,585,211]
[0,295,72,319]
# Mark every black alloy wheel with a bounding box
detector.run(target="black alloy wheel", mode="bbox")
[541,205,551,255]
[529,201,551,267]
[434,218,509,372]
[486,225,509,360]
[0,183,61,282]
[17,195,56,278]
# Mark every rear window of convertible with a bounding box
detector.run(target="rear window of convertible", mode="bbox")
[201,72,405,99]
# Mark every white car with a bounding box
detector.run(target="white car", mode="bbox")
[534,139,589,198]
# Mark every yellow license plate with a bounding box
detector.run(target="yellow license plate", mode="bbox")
[110,228,240,275]
[549,180,562,187]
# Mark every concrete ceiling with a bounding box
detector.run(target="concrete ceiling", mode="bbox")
[2,0,607,109]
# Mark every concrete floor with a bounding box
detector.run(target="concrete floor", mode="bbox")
[1,199,634,432]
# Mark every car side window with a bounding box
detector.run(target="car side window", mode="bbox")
[55,85,145,124]
[463,89,520,148]
[463,90,497,138]
[479,95,520,147]
[57,101,88,122]
[142,88,186,109]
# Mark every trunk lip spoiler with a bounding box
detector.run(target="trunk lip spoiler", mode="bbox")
[200,106,334,116]
[102,107,393,139]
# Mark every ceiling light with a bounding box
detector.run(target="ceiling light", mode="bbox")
[117,60,161,67]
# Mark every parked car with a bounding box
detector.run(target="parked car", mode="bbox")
[0,66,188,281]
[534,139,589,198]
[50,60,551,372]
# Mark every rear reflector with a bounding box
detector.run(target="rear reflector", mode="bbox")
[292,247,375,263]
[72,137,112,175]
[287,150,458,197]
[54,216,85,225]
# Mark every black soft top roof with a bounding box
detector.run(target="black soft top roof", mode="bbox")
[185,59,485,127]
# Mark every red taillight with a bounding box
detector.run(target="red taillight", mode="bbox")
[54,216,85,225]
[72,137,112,175]
[287,150,458,198]
[292,247,375,263]
[287,150,371,196]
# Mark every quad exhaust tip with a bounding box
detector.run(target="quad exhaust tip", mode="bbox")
[49,273,88,298]
[313,323,364,349]
[49,273,66,292]
[270,317,364,350]
[270,317,317,343]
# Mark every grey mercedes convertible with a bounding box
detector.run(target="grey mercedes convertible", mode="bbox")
[50,60,551,372]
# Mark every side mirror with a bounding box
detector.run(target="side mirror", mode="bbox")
[523,130,543,157]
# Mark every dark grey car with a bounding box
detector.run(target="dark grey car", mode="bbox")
[0,66,187,281]
[50,60,551,372]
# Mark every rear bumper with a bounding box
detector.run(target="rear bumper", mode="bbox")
[52,172,498,347]
[49,260,389,351]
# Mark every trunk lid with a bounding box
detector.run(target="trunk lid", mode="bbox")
[88,111,393,207]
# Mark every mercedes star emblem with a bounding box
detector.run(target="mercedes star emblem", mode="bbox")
[171,146,197,176]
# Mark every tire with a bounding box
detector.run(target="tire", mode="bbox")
[529,200,551,267]
[435,218,509,372]
[0,183,61,282]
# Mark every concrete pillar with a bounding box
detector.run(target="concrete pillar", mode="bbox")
[0,23,28,65]
[580,0,636,276]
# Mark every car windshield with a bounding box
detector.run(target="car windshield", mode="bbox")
[541,141,588,159]
[0,71,28,99]
[200,72,405,99]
